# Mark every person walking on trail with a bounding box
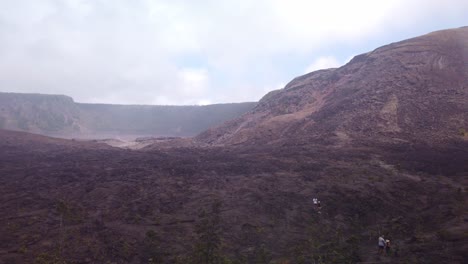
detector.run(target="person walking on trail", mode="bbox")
[385,239,391,255]
[313,198,322,214]
[378,235,386,254]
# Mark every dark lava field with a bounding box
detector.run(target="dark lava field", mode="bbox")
[0,130,467,263]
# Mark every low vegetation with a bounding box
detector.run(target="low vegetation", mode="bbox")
[0,131,466,263]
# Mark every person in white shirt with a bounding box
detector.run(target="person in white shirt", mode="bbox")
[378,235,386,254]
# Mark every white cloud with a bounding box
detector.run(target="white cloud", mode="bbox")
[178,68,210,97]
[304,56,342,73]
[197,99,211,106]
[0,0,467,105]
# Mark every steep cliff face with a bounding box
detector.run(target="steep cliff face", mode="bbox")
[0,92,256,138]
[196,27,468,146]
[0,93,84,135]
[77,102,256,138]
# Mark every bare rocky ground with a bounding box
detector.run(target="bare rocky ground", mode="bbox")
[0,129,466,264]
[89,137,185,150]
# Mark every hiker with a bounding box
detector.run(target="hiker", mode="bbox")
[378,235,386,254]
[385,239,391,255]
[313,198,322,213]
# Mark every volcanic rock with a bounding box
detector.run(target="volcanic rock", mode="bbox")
[196,27,468,146]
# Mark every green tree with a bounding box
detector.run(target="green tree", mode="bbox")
[191,199,227,264]
[290,215,361,264]
[142,230,164,264]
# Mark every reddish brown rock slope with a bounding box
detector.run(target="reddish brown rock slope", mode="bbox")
[196,27,468,146]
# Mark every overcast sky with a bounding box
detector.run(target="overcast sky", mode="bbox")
[0,0,467,105]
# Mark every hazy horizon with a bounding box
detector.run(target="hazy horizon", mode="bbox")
[1,0,467,105]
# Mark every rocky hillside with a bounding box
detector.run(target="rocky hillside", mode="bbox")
[196,27,468,146]
[0,92,255,138]
[0,93,83,135]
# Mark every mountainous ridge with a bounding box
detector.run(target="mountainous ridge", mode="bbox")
[0,92,256,138]
[196,27,468,146]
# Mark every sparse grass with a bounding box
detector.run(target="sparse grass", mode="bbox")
[458,128,468,137]
[18,245,27,254]
[56,200,85,224]
[34,251,67,264]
